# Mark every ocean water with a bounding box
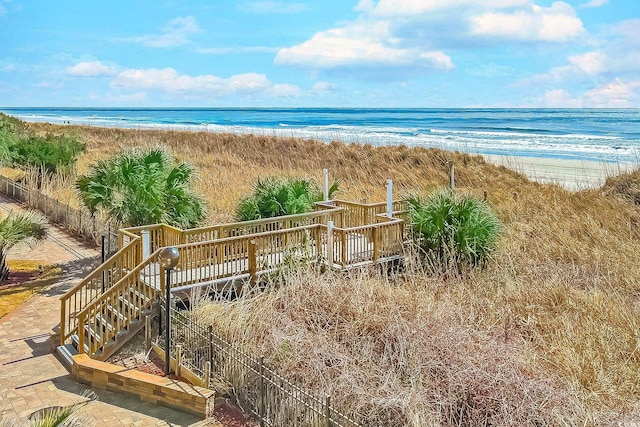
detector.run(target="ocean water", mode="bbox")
[2,107,639,164]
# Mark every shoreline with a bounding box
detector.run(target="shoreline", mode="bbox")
[11,114,638,191]
[482,154,636,190]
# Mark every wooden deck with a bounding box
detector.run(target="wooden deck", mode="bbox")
[60,200,407,358]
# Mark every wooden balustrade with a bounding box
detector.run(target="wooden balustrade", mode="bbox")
[60,237,142,345]
[65,199,406,356]
[77,251,162,356]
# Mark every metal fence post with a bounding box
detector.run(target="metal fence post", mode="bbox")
[208,325,214,370]
[326,396,332,427]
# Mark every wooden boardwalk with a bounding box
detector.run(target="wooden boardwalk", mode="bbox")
[60,200,406,359]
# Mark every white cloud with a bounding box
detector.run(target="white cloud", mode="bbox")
[465,62,514,77]
[116,16,200,48]
[537,79,640,108]
[470,2,584,42]
[583,79,640,107]
[521,19,640,88]
[276,0,585,76]
[269,83,302,97]
[196,46,280,54]
[522,51,609,84]
[110,67,299,99]
[67,60,118,77]
[362,0,530,16]
[238,2,307,13]
[275,21,454,72]
[35,81,64,90]
[312,81,338,93]
[580,0,608,8]
[1,63,15,72]
[539,88,582,107]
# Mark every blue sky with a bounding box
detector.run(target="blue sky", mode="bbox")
[0,0,638,107]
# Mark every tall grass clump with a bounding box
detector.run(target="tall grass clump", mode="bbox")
[406,190,502,275]
[236,176,337,221]
[190,268,582,427]
[0,210,47,282]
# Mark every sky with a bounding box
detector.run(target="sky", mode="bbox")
[0,0,639,108]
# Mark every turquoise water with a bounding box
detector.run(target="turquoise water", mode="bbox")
[2,107,639,163]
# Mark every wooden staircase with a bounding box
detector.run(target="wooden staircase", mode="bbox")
[58,200,406,365]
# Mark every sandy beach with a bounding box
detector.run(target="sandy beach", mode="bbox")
[483,155,637,190]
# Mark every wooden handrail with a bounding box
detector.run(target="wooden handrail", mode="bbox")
[59,236,141,345]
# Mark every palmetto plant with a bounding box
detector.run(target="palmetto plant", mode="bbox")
[0,210,47,282]
[236,177,339,221]
[406,190,502,275]
[76,148,206,228]
[0,391,96,427]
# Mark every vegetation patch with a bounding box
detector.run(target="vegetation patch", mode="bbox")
[406,190,502,276]
[76,147,206,228]
[0,260,61,319]
[236,176,337,221]
[603,167,640,205]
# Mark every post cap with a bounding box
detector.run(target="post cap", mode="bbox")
[158,247,180,269]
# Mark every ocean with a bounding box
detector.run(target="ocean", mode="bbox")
[1,107,639,164]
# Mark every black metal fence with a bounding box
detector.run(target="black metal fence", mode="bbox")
[0,174,119,254]
[168,305,361,427]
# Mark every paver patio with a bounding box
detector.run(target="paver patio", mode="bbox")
[0,196,216,426]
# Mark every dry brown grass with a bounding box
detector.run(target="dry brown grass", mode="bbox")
[23,121,640,425]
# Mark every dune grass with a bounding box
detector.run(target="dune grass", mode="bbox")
[20,121,640,425]
[0,260,61,319]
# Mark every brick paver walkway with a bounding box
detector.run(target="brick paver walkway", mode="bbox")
[0,196,215,426]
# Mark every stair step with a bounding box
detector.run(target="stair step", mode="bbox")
[55,344,78,370]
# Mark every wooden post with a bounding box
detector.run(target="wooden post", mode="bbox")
[483,190,487,202]
[60,302,67,346]
[341,230,347,267]
[176,344,182,378]
[315,226,323,262]
[204,361,211,388]
[325,396,331,427]
[248,240,257,286]
[372,227,379,262]
[78,316,85,355]
[450,163,455,191]
[386,179,393,219]
[327,221,334,268]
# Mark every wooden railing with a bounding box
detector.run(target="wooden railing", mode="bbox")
[60,235,142,345]
[333,200,405,228]
[329,219,404,267]
[77,250,164,356]
[65,200,406,354]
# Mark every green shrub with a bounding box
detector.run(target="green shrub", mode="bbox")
[76,147,206,228]
[0,114,23,165]
[406,190,502,275]
[11,134,85,174]
[236,177,338,221]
